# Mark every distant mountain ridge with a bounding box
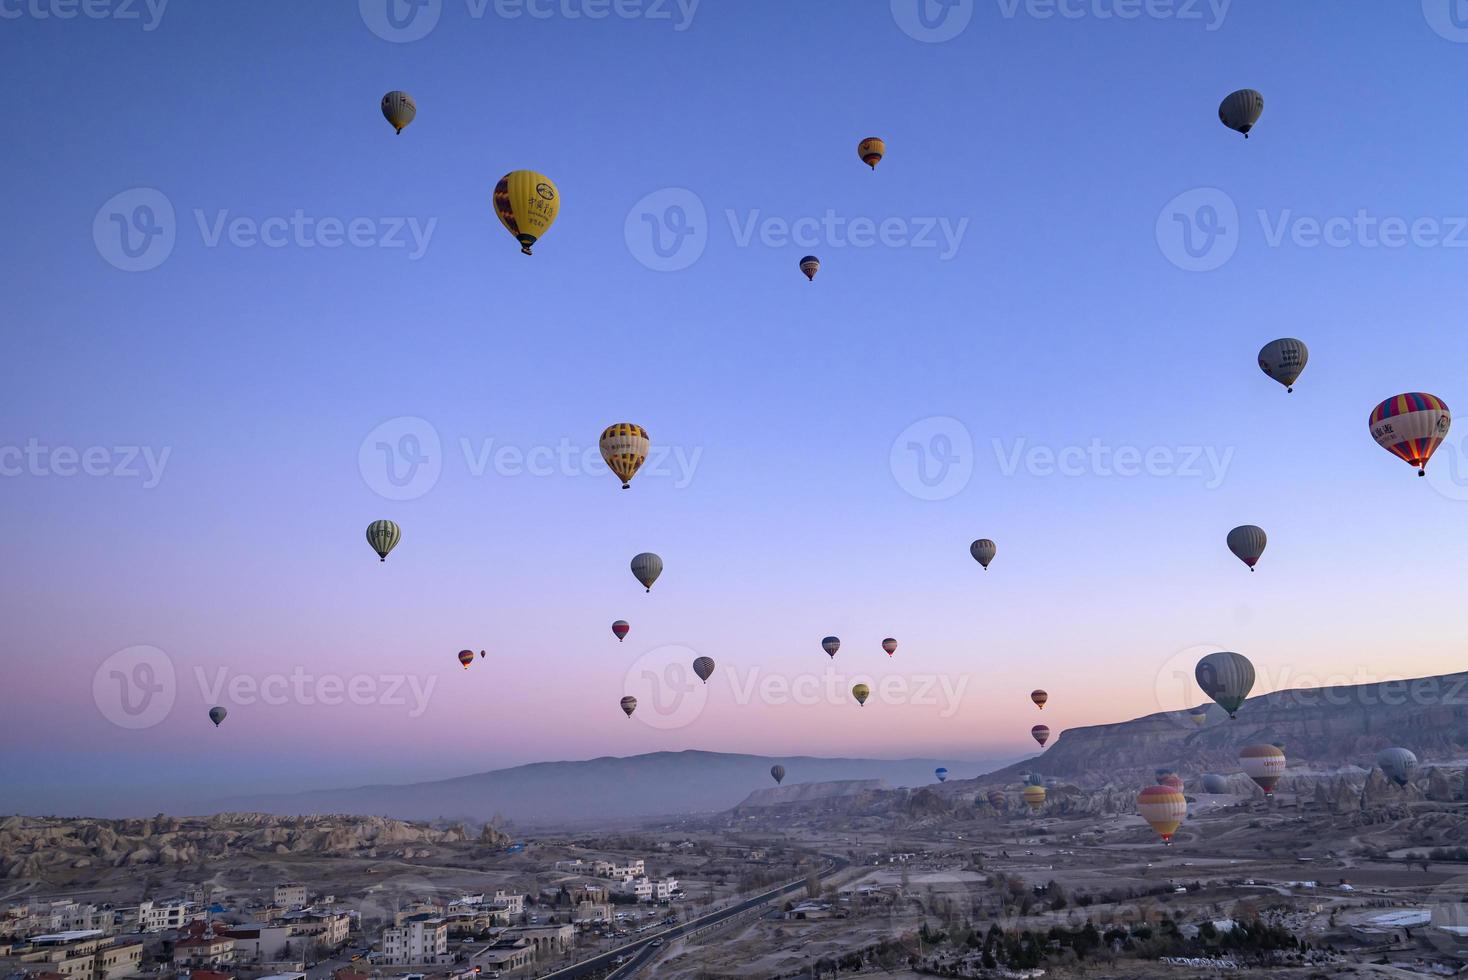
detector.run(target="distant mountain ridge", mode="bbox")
[208,750,1016,827]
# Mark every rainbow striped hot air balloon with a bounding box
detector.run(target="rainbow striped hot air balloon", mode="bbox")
[1137,785,1188,844]
[1370,393,1451,476]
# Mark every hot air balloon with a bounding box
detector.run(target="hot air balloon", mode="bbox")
[1022,785,1046,812]
[1195,651,1255,719]
[366,520,400,562]
[208,706,227,727]
[692,656,715,684]
[1376,747,1418,788]
[480,650,485,658]
[970,538,996,569]
[381,91,416,134]
[600,423,650,490]
[935,767,949,783]
[1158,774,1185,792]
[1258,338,1308,393]
[457,650,475,670]
[1026,772,1045,787]
[881,638,897,657]
[1227,525,1267,571]
[612,620,630,642]
[493,170,559,255]
[1031,725,1050,747]
[1369,393,1452,476]
[852,683,870,706]
[1201,773,1229,794]
[1218,89,1264,138]
[1188,709,1208,728]
[1030,690,1048,710]
[799,255,820,281]
[620,696,637,718]
[771,764,786,785]
[1137,785,1187,844]
[1238,743,1286,795]
[1154,768,1175,781]
[987,790,1007,810]
[821,636,840,658]
[631,553,663,592]
[857,136,885,170]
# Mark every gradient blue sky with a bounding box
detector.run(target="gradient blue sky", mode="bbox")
[5,1,1468,815]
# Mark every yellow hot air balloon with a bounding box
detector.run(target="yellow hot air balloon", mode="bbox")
[493,170,560,255]
[1021,785,1046,812]
[600,423,650,490]
[1137,785,1187,844]
[852,683,870,706]
[857,137,885,170]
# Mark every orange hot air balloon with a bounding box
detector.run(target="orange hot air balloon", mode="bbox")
[1021,785,1046,812]
[1031,724,1050,747]
[1137,785,1188,844]
[1158,774,1185,792]
[857,136,885,170]
[457,650,475,670]
[1030,689,1048,710]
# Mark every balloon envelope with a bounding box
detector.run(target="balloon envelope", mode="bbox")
[1031,725,1050,747]
[620,696,637,718]
[1137,785,1188,842]
[612,620,630,642]
[987,790,1007,810]
[935,767,949,783]
[821,636,840,658]
[770,764,786,784]
[380,91,416,133]
[881,638,897,656]
[1158,774,1185,792]
[1201,773,1230,794]
[631,552,663,592]
[208,706,227,727]
[1376,747,1418,787]
[1195,651,1255,718]
[1258,338,1308,392]
[970,538,996,569]
[366,520,401,562]
[1239,743,1286,794]
[1021,785,1046,812]
[457,650,475,669]
[1227,525,1267,570]
[1370,393,1452,475]
[799,255,820,281]
[1030,689,1048,710]
[857,136,885,169]
[1218,88,1264,137]
[851,683,870,706]
[600,423,650,489]
[493,170,560,255]
[692,656,715,684]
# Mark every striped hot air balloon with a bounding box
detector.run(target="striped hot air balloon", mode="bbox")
[620,696,637,718]
[1137,785,1188,843]
[970,538,996,569]
[692,656,715,684]
[1218,89,1264,137]
[1377,747,1418,788]
[600,423,650,489]
[1031,725,1050,748]
[1226,525,1267,571]
[1021,785,1046,812]
[935,767,949,783]
[986,790,1007,810]
[493,170,559,255]
[881,638,897,657]
[799,255,820,281]
[1370,393,1451,476]
[857,136,885,170]
[1239,743,1286,795]
[1030,689,1048,710]
[380,91,416,134]
[1195,651,1255,719]
[366,520,401,562]
[612,620,630,642]
[770,764,786,785]
[1258,338,1308,392]
[1158,774,1185,792]
[457,650,475,670]
[821,636,841,658]
[631,552,663,592]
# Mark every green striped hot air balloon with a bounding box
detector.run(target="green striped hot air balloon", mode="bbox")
[366,520,401,562]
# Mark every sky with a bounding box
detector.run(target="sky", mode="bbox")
[4,0,1468,816]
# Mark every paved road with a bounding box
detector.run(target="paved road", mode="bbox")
[541,858,846,980]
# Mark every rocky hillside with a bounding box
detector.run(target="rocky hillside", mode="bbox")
[993,670,1468,788]
[733,779,885,809]
[0,813,509,879]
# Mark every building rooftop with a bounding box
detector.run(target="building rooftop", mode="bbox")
[26,931,105,944]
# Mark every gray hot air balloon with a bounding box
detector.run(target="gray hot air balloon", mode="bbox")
[970,538,996,569]
[1201,773,1229,794]
[1258,338,1308,393]
[366,520,401,562]
[821,636,840,658]
[619,696,637,718]
[381,91,417,134]
[1219,88,1264,138]
[770,764,786,784]
[208,706,227,727]
[1226,525,1267,571]
[1376,747,1419,788]
[630,552,663,592]
[692,656,715,684]
[1195,651,1255,719]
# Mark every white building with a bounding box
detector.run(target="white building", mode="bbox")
[593,860,645,879]
[381,916,448,966]
[613,876,679,903]
[137,900,203,932]
[273,885,308,910]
